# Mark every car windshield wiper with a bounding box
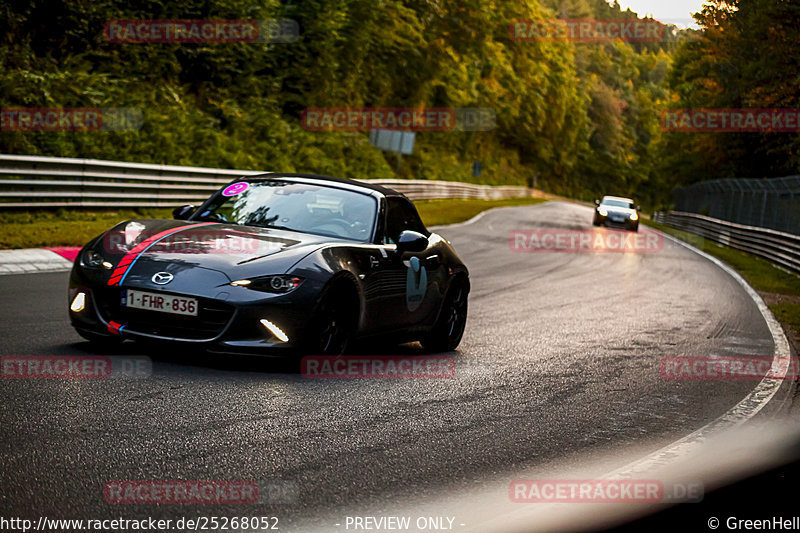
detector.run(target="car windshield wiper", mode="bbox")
[244,222,297,232]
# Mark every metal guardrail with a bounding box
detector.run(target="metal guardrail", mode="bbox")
[653,210,800,274]
[0,155,531,208]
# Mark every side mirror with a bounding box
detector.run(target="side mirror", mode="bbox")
[396,230,428,253]
[173,204,196,220]
[594,199,600,206]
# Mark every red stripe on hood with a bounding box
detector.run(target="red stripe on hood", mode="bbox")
[107,223,215,286]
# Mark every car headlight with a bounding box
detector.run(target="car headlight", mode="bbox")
[598,208,608,217]
[231,275,304,294]
[629,212,639,221]
[81,249,113,269]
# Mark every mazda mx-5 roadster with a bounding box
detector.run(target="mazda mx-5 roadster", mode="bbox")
[68,174,470,355]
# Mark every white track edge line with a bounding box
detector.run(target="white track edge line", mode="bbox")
[602,230,793,479]
[466,226,795,531]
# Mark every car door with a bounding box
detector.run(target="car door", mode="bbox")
[375,197,442,330]
[353,242,400,333]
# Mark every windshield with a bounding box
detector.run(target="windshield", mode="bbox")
[601,199,635,209]
[195,180,377,242]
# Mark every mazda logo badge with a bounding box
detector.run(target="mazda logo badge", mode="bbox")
[152,272,174,285]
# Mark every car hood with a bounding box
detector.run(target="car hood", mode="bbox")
[599,206,636,217]
[95,219,340,282]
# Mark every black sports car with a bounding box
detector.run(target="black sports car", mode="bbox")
[68,174,470,355]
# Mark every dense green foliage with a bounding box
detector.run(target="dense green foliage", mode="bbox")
[662,0,800,186]
[5,0,771,209]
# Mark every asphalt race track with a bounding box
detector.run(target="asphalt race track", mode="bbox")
[0,202,780,530]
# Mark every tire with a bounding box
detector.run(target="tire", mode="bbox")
[307,284,358,355]
[422,279,469,353]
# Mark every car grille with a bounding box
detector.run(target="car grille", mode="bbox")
[93,287,235,341]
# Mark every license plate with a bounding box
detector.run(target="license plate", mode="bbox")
[122,290,198,316]
[611,216,624,223]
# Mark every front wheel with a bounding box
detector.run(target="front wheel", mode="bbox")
[307,287,358,355]
[422,280,469,353]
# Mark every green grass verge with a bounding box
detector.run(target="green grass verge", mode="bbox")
[0,197,548,249]
[415,197,548,227]
[770,302,800,334]
[0,209,172,249]
[644,219,800,337]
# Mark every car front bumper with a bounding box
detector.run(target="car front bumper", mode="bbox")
[595,214,638,230]
[68,269,326,354]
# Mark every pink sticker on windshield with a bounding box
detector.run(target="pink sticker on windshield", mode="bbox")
[222,182,249,196]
